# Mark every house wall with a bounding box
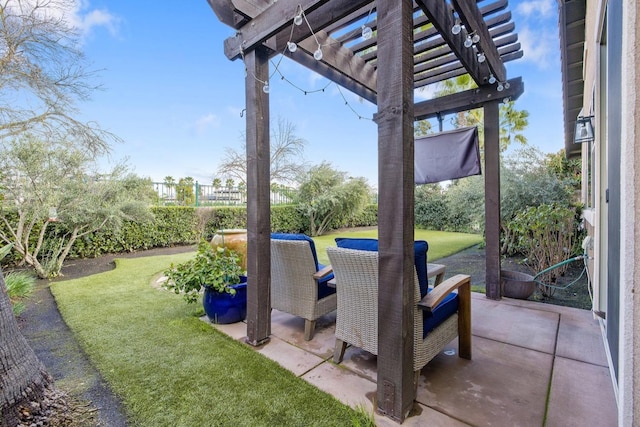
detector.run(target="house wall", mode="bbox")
[619,0,639,424]
[581,0,639,424]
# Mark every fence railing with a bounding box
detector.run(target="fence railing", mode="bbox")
[152,182,298,206]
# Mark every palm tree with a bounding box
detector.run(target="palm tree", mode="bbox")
[164,176,175,201]
[435,75,529,152]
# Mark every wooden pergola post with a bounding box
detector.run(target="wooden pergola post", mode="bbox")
[484,100,501,299]
[244,47,272,345]
[375,0,416,421]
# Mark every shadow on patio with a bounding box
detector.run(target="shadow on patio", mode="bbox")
[213,292,616,426]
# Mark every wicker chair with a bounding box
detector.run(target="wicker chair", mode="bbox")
[327,246,471,379]
[271,234,337,340]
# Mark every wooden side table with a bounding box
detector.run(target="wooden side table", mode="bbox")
[427,263,446,286]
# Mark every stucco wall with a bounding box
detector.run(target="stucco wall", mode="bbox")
[619,0,639,424]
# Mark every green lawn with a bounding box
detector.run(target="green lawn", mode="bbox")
[51,254,373,427]
[50,230,481,426]
[313,229,482,265]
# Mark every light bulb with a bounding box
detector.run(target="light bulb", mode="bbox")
[497,83,504,92]
[464,36,473,48]
[579,124,588,137]
[452,23,461,35]
[488,74,496,84]
[313,47,323,61]
[477,52,486,63]
[503,97,510,104]
[472,33,480,44]
[361,25,373,40]
[263,84,270,93]
[294,13,303,26]
[504,82,511,89]
[287,41,297,53]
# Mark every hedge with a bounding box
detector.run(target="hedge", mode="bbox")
[1,204,378,266]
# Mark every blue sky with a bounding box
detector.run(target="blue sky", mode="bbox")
[71,0,563,187]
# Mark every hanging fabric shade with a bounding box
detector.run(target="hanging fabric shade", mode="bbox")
[414,126,482,184]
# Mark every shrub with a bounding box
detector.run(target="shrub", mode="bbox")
[415,185,449,231]
[507,203,582,297]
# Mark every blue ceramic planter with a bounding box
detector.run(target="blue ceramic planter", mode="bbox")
[202,276,247,324]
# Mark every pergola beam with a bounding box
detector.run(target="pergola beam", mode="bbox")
[416,0,484,85]
[414,77,523,120]
[452,0,507,82]
[224,0,371,60]
[295,31,377,103]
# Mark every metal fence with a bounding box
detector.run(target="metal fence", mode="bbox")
[152,182,298,206]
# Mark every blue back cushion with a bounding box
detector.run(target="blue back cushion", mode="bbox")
[271,233,320,271]
[334,238,429,298]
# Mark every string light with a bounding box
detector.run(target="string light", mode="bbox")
[464,35,473,48]
[361,25,373,40]
[497,82,504,92]
[471,33,480,44]
[477,52,486,63]
[240,4,372,121]
[488,74,496,84]
[452,21,462,35]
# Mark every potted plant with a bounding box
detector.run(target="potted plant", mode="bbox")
[163,240,247,324]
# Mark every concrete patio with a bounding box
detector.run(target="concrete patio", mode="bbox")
[213,292,617,426]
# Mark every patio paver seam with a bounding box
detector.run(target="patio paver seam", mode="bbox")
[470,333,558,356]
[542,311,562,425]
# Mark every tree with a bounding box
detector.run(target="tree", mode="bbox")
[296,162,371,236]
[0,266,55,426]
[0,1,122,423]
[0,0,119,155]
[175,177,195,206]
[435,75,529,151]
[500,147,578,255]
[217,116,308,185]
[0,135,154,278]
[164,175,175,199]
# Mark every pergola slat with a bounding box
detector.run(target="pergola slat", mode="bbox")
[224,0,329,60]
[416,0,484,85]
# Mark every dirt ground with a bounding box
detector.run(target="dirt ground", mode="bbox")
[15,243,590,426]
[16,245,196,427]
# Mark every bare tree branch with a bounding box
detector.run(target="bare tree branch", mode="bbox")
[216,116,308,185]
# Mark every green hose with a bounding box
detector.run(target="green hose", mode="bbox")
[532,255,587,290]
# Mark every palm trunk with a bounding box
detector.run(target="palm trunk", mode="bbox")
[0,267,52,426]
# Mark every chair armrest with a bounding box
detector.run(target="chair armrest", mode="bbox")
[418,274,471,314]
[313,264,333,280]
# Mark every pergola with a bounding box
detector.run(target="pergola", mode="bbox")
[207,0,524,422]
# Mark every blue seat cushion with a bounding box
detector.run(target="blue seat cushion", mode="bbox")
[317,263,336,300]
[422,292,459,338]
[271,233,335,300]
[334,238,429,298]
[271,233,320,271]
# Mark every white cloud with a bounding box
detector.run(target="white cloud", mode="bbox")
[518,26,557,69]
[516,0,554,19]
[75,8,120,37]
[193,113,220,135]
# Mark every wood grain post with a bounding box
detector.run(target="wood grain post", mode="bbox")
[375,0,416,422]
[484,100,501,299]
[244,47,271,346]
